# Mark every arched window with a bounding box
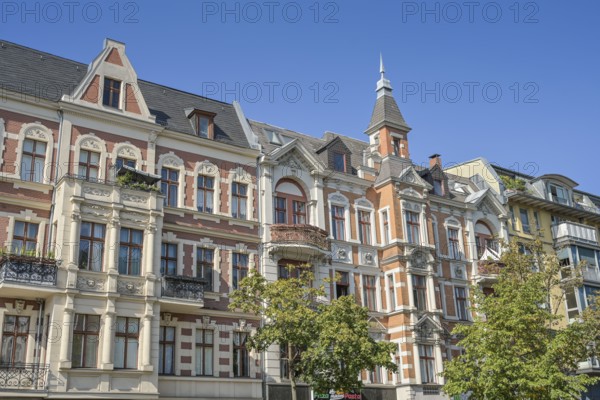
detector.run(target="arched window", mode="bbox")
[475,221,497,258]
[274,179,307,225]
[15,123,55,184]
[73,134,107,181]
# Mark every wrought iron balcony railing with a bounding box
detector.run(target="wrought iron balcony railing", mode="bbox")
[270,224,330,252]
[0,256,58,286]
[162,275,205,302]
[0,363,49,391]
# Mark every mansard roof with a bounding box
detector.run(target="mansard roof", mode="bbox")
[0,39,252,149]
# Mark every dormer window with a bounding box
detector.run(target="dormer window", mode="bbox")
[333,152,347,173]
[103,78,121,109]
[392,138,401,156]
[267,130,282,145]
[549,184,569,205]
[433,179,444,196]
[188,110,216,139]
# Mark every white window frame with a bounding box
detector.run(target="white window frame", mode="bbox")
[193,161,220,214]
[228,167,254,220]
[328,192,351,242]
[5,213,46,256]
[13,123,55,185]
[157,152,186,208]
[378,207,392,245]
[444,218,464,260]
[354,198,376,246]
[402,202,425,246]
[73,134,108,181]
[454,285,470,321]
[193,242,221,293]
[110,143,143,177]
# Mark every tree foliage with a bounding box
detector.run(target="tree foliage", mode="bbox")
[229,266,397,399]
[443,240,600,400]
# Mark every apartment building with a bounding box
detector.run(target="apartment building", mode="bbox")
[0,39,262,399]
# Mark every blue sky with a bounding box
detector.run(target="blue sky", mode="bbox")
[2,0,599,192]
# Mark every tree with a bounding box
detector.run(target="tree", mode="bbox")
[443,240,600,400]
[229,266,397,400]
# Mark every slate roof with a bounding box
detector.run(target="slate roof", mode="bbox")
[366,93,410,132]
[0,40,251,149]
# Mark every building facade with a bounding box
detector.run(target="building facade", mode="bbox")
[0,38,598,400]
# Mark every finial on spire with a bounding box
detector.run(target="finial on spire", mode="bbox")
[380,53,385,78]
[376,54,392,96]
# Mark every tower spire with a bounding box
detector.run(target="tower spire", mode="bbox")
[376,53,393,97]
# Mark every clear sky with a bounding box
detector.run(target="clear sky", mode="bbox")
[1,0,599,193]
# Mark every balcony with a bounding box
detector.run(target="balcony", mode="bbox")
[161,275,205,310]
[0,364,48,391]
[269,224,330,260]
[0,255,58,287]
[552,222,599,246]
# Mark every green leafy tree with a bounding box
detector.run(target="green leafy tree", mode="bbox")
[443,240,600,399]
[229,266,397,400]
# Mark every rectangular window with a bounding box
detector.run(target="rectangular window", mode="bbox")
[333,152,346,172]
[412,275,428,311]
[232,253,249,289]
[331,205,346,240]
[79,222,105,272]
[388,274,396,310]
[336,271,350,298]
[370,366,383,383]
[196,329,214,376]
[583,286,599,310]
[12,221,38,254]
[72,314,100,368]
[579,247,597,268]
[362,275,377,311]
[159,326,175,375]
[103,78,121,108]
[533,211,541,231]
[433,179,444,196]
[280,345,289,379]
[278,264,300,280]
[520,208,531,233]
[448,228,461,259]
[275,197,287,224]
[405,211,420,244]
[161,243,177,276]
[197,175,214,213]
[455,287,468,321]
[1,316,29,365]
[292,200,306,224]
[196,115,211,138]
[392,138,401,157]
[20,139,46,183]
[358,210,372,245]
[197,248,214,291]
[119,228,143,275]
[382,211,390,244]
[78,150,100,181]
[114,317,139,369]
[550,184,569,205]
[233,331,249,377]
[232,182,248,219]
[161,168,179,207]
[419,345,436,383]
[115,157,136,170]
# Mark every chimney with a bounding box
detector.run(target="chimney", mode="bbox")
[429,154,442,169]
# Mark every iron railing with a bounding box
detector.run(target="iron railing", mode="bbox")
[0,363,49,391]
[0,256,57,286]
[162,275,205,302]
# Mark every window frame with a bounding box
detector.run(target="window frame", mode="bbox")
[197,175,215,213]
[412,275,428,311]
[161,167,179,208]
[448,228,461,259]
[232,252,249,290]
[519,208,531,234]
[335,271,350,298]
[103,77,122,109]
[161,242,178,276]
[72,314,100,368]
[405,211,421,245]
[358,210,372,245]
[292,200,307,225]
[419,344,436,384]
[197,247,214,291]
[331,205,346,241]
[362,275,377,311]
[233,331,250,377]
[454,286,469,321]
[79,221,106,272]
[333,151,347,173]
[114,317,139,370]
[388,274,396,311]
[159,326,175,375]
[20,138,46,183]
[12,221,39,255]
[195,328,214,376]
[119,228,143,276]
[274,196,287,224]
[78,149,101,181]
[1,315,30,365]
[232,182,248,219]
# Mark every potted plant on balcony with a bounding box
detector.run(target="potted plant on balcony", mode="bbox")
[116,171,161,193]
[500,175,527,195]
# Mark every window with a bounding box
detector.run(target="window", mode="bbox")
[382,211,390,244]
[275,197,287,224]
[1,316,29,365]
[114,317,139,369]
[20,139,46,182]
[196,329,214,376]
[509,206,516,230]
[78,150,100,181]
[392,138,401,157]
[336,271,350,298]
[433,179,444,196]
[579,247,597,268]
[333,152,346,172]
[370,366,383,383]
[549,184,569,205]
[292,201,306,224]
[159,326,175,375]
[115,157,136,170]
[161,243,177,276]
[448,228,461,259]
[583,286,599,310]
[103,78,121,108]
[419,345,436,383]
[197,115,211,138]
[72,314,100,368]
[233,331,249,377]
[331,205,346,240]
[232,253,248,289]
[161,168,179,207]
[405,211,420,244]
[79,222,105,271]
[280,345,289,379]
[412,275,428,311]
[197,175,214,213]
[362,275,377,311]
[12,221,38,254]
[388,274,396,310]
[197,248,214,291]
[232,182,248,219]
[278,264,300,280]
[358,210,372,245]
[119,228,143,275]
[455,287,468,321]
[520,208,531,233]
[533,211,541,231]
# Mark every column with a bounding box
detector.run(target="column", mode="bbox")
[59,295,74,368]
[140,303,154,371]
[100,299,116,369]
[107,210,120,273]
[434,342,444,385]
